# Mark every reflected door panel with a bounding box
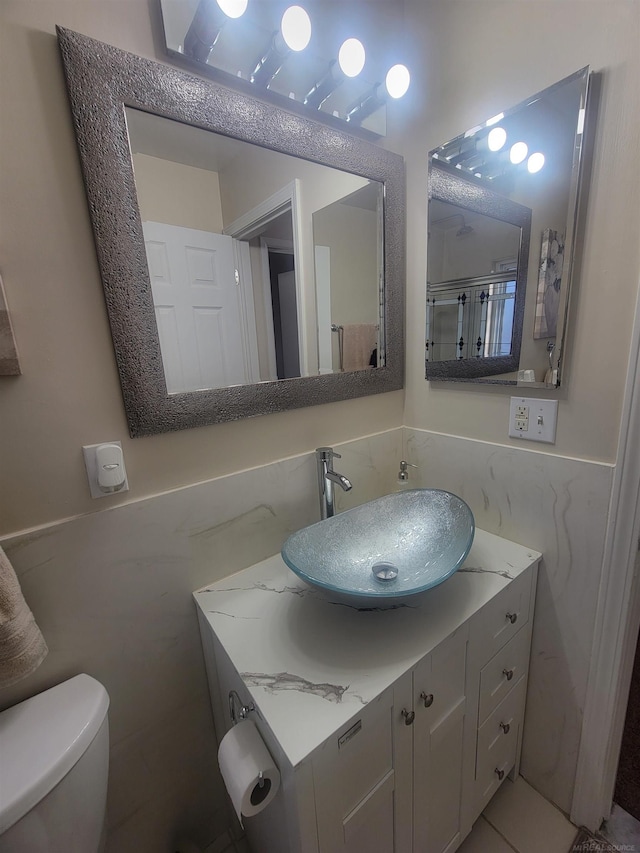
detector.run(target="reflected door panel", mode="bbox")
[144,221,249,393]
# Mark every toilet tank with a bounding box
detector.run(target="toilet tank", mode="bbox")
[0,674,110,853]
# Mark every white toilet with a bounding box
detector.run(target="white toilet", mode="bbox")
[0,673,110,852]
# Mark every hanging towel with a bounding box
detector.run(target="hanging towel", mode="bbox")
[342,324,378,372]
[0,546,48,688]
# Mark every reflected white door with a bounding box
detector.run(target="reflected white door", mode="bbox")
[143,221,249,393]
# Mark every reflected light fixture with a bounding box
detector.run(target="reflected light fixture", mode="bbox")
[339,38,365,77]
[216,0,247,17]
[527,152,545,173]
[281,5,312,51]
[346,82,385,125]
[252,5,311,87]
[347,63,410,125]
[184,0,248,63]
[305,38,365,110]
[510,141,529,164]
[385,64,410,98]
[487,126,507,152]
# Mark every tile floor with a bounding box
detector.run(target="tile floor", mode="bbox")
[600,803,640,849]
[459,776,578,853]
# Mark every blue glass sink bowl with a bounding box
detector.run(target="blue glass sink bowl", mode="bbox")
[281,489,475,607]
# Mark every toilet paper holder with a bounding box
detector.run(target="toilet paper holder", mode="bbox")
[229,689,256,725]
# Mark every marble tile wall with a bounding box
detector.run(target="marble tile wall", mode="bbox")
[404,427,614,814]
[0,428,402,853]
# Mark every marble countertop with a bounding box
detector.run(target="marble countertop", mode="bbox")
[194,528,540,768]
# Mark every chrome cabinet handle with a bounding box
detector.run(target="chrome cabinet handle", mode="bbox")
[500,721,511,734]
[420,691,434,708]
[401,708,415,725]
[506,612,518,624]
[495,768,505,780]
[503,668,514,681]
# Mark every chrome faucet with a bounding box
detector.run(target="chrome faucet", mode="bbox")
[316,447,352,520]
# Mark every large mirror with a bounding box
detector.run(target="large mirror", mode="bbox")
[426,67,591,386]
[57,27,404,436]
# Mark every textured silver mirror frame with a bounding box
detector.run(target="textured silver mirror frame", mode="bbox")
[57,27,405,437]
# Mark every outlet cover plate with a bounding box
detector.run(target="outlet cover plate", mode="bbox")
[509,397,558,443]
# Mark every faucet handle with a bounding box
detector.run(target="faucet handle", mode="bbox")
[316,446,341,461]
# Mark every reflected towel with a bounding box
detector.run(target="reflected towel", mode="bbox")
[0,546,48,688]
[342,324,378,371]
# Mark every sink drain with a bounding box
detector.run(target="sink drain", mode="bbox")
[372,562,398,581]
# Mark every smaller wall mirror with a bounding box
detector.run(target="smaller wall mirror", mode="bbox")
[426,67,592,386]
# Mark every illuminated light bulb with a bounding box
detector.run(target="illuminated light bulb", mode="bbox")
[385,64,410,99]
[487,127,507,152]
[216,0,247,17]
[510,141,528,164]
[527,152,545,173]
[338,38,365,77]
[281,6,311,51]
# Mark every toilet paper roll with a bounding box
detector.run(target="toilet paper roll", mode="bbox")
[218,719,280,823]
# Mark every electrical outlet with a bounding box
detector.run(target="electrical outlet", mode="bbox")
[509,397,558,443]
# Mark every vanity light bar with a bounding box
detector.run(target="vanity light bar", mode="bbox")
[189,1,411,116]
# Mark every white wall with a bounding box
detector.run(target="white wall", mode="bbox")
[393,0,640,464]
[133,153,225,233]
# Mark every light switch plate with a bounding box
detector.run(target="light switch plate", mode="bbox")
[509,397,558,443]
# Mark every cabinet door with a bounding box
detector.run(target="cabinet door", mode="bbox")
[313,687,397,853]
[413,626,468,853]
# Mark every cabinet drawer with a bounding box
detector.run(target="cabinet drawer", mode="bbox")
[476,676,526,805]
[471,569,532,662]
[478,626,530,724]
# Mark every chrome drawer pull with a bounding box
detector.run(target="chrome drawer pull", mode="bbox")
[503,668,514,681]
[420,691,434,708]
[506,612,518,624]
[495,768,505,780]
[401,708,415,725]
[500,722,511,734]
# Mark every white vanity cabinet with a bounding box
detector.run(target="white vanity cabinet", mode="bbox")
[194,528,540,853]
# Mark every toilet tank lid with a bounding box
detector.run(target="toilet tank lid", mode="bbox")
[0,673,109,834]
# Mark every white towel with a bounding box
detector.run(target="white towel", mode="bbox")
[342,324,378,371]
[0,546,48,688]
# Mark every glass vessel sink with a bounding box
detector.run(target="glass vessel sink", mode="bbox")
[281,489,475,607]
